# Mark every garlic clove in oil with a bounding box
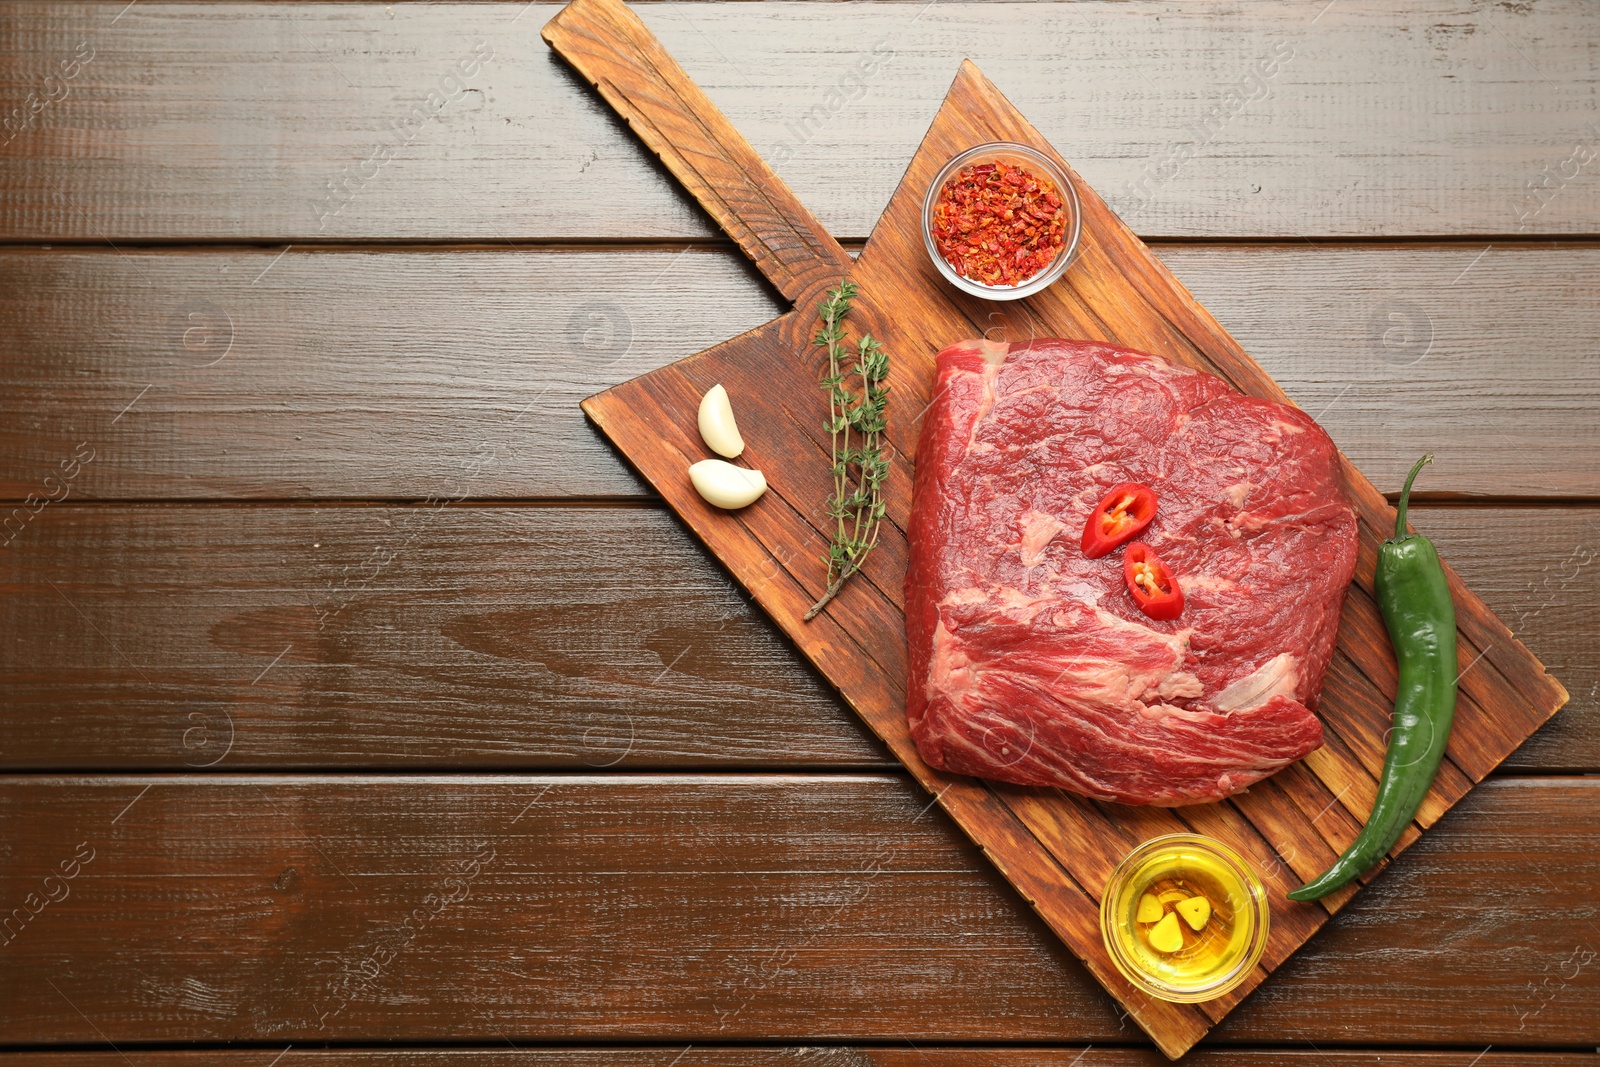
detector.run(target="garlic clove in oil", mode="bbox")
[697,383,746,459]
[1147,911,1184,954]
[689,459,767,510]
[1176,895,1212,932]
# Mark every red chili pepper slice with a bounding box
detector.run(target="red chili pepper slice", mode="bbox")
[1080,483,1157,559]
[1124,542,1184,621]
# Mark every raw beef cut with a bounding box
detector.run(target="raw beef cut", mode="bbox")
[905,338,1358,806]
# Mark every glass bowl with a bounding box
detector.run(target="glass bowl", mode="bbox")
[921,141,1083,302]
[1099,833,1269,1003]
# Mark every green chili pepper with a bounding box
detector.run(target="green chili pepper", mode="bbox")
[1288,454,1458,902]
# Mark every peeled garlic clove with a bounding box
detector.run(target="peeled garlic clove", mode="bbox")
[1147,911,1184,954]
[1176,895,1211,932]
[697,383,745,459]
[689,459,767,510]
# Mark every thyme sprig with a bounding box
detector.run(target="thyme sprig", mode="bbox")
[804,279,890,621]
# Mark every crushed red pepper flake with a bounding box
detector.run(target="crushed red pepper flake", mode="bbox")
[931,160,1067,287]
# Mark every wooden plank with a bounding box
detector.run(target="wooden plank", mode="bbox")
[0,775,1594,1047]
[566,31,1569,1052]
[0,1053,1593,1067]
[1427,507,1599,772]
[0,503,880,770]
[3,2,1600,241]
[1,244,1597,502]
[0,501,1588,781]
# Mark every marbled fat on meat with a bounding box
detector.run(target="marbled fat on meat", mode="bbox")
[904,338,1358,806]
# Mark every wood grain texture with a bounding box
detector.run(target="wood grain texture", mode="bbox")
[566,25,1570,1052]
[3,2,1600,241]
[0,1055,1593,1067]
[0,775,1594,1047]
[1,244,1597,502]
[541,0,851,306]
[0,504,1589,773]
[0,503,876,770]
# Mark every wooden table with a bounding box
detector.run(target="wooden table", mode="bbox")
[1,2,1597,1063]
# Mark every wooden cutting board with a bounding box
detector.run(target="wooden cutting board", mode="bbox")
[543,0,1569,1056]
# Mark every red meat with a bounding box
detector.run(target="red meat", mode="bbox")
[905,338,1358,806]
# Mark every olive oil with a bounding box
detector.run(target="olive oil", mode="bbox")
[1124,866,1241,987]
[1100,834,1268,1003]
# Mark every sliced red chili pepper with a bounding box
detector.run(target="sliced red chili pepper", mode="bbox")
[1124,542,1184,621]
[1080,483,1157,559]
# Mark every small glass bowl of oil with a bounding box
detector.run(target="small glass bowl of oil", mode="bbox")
[1099,833,1269,1003]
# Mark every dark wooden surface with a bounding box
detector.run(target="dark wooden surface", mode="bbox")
[3,2,1600,241]
[3,244,1597,500]
[1,505,1593,771]
[1,0,1597,1062]
[1,776,1596,1045]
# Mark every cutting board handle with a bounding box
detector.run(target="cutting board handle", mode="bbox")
[543,0,852,308]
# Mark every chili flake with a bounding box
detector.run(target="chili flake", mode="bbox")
[931,160,1066,287]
